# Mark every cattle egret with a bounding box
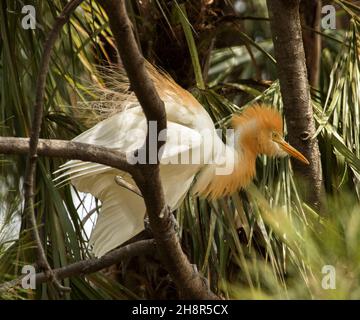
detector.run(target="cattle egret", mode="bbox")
[55,64,309,257]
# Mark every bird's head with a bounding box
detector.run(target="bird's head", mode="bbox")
[231,105,309,164]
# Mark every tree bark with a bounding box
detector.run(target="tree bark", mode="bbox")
[300,0,322,87]
[266,0,323,209]
[0,137,135,174]
[97,0,218,299]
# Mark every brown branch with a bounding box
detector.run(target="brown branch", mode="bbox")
[300,0,322,88]
[97,0,218,299]
[0,137,135,174]
[99,2,166,146]
[36,239,155,284]
[22,0,85,293]
[266,0,323,210]
[0,240,155,294]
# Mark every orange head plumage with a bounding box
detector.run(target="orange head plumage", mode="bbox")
[194,104,310,200]
[231,105,309,164]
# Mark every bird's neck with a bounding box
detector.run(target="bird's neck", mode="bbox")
[193,129,258,199]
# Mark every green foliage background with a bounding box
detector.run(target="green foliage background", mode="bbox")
[0,0,359,299]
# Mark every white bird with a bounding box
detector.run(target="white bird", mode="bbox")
[54,64,309,257]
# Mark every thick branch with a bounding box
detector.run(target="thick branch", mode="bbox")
[300,0,322,87]
[266,0,323,209]
[99,0,167,153]
[97,0,217,299]
[0,137,135,174]
[22,0,84,292]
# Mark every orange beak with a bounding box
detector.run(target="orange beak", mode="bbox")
[273,137,310,165]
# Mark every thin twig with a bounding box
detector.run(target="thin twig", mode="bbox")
[0,239,155,294]
[81,206,101,227]
[22,0,85,293]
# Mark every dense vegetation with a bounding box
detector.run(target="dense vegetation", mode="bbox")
[0,0,359,299]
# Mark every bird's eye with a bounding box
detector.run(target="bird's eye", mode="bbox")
[272,132,283,140]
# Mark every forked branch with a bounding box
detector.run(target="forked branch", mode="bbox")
[0,0,217,299]
[98,0,217,299]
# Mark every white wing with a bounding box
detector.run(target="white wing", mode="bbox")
[55,105,209,257]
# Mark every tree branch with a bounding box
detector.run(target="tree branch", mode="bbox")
[300,0,322,87]
[0,137,135,174]
[0,240,155,294]
[22,0,84,293]
[36,239,155,284]
[266,0,323,209]
[0,0,217,299]
[97,0,218,299]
